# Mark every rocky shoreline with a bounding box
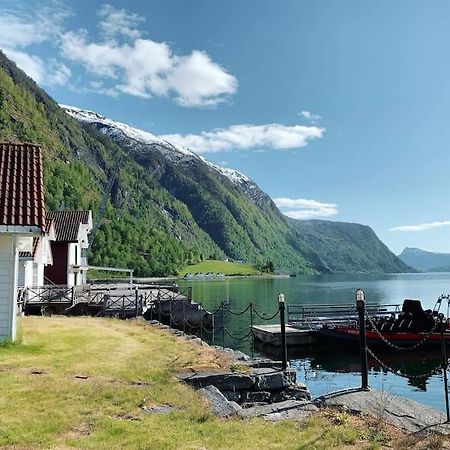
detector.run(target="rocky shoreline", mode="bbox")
[144,318,318,421]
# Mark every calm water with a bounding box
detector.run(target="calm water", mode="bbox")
[178,273,450,411]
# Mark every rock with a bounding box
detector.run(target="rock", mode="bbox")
[232,350,252,362]
[199,385,237,418]
[263,404,318,421]
[229,401,242,413]
[178,371,254,391]
[252,368,296,391]
[222,390,241,402]
[238,400,313,418]
[241,402,269,409]
[142,404,176,414]
[242,391,271,403]
[321,389,450,434]
[271,385,311,403]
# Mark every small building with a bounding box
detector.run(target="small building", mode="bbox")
[0,142,46,340]
[18,219,55,287]
[44,210,92,286]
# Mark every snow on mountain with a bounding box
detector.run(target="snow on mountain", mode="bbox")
[61,104,258,194]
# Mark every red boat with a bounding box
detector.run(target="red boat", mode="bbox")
[316,297,450,349]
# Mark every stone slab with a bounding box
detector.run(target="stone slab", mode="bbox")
[252,368,296,391]
[178,371,254,391]
[199,385,237,418]
[238,399,312,418]
[320,389,450,434]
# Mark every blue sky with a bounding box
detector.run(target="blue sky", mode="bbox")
[1,0,450,254]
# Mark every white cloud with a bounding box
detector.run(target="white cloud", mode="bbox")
[389,221,450,232]
[98,4,145,40]
[4,49,71,86]
[0,3,236,106]
[274,197,338,220]
[300,110,322,122]
[0,3,70,49]
[159,124,324,153]
[59,12,237,107]
[0,2,71,87]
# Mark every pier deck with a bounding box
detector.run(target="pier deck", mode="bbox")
[251,324,319,346]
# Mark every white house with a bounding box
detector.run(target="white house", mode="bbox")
[18,220,55,287]
[0,142,47,340]
[44,210,92,287]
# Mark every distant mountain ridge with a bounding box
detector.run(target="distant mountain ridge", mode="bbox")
[398,247,450,272]
[289,219,413,273]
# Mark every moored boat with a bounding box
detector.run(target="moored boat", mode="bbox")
[316,297,450,349]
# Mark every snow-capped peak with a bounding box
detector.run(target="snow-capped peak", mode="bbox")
[60,104,254,189]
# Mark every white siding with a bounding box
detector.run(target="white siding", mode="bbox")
[0,235,18,340]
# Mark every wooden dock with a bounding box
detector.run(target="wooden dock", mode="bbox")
[252,325,319,346]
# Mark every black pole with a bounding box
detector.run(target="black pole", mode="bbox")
[221,302,225,349]
[279,293,287,370]
[250,303,254,358]
[440,315,450,422]
[356,289,369,391]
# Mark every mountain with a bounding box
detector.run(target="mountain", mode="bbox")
[398,248,450,272]
[0,51,411,276]
[0,51,323,275]
[289,219,413,273]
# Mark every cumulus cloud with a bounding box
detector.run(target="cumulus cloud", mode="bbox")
[299,110,322,122]
[0,3,236,106]
[98,4,145,40]
[0,2,71,87]
[159,124,324,153]
[389,221,450,232]
[4,49,71,86]
[59,5,237,106]
[273,198,338,220]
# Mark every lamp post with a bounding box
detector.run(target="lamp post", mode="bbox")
[279,293,287,370]
[356,288,369,390]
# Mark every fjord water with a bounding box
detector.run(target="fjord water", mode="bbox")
[179,273,450,411]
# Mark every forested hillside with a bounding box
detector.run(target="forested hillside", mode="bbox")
[0,52,412,276]
[290,219,413,273]
[0,52,320,275]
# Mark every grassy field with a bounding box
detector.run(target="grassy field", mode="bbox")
[180,260,261,276]
[0,316,440,449]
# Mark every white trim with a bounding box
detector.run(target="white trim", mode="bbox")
[0,225,41,234]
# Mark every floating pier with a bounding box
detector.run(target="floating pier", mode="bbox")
[252,325,319,346]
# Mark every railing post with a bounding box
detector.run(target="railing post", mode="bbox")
[440,315,450,422]
[135,289,139,317]
[71,287,75,305]
[199,303,203,344]
[169,297,172,328]
[356,289,369,390]
[221,302,225,349]
[279,293,287,370]
[188,286,192,302]
[250,302,254,358]
[182,298,186,333]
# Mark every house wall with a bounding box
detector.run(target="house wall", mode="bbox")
[0,234,18,340]
[67,242,82,287]
[44,242,68,285]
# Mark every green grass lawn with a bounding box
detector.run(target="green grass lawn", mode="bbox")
[0,316,421,449]
[180,260,261,276]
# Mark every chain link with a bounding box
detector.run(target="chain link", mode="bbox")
[365,310,439,351]
[366,346,443,379]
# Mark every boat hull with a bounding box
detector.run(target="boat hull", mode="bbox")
[316,326,450,349]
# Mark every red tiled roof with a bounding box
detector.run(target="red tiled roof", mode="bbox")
[0,142,45,230]
[46,210,91,242]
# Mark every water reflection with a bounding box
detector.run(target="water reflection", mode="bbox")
[178,273,450,411]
